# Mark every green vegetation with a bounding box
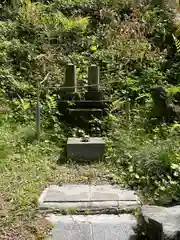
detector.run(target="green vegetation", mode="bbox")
[0,122,105,238]
[1,0,180,238]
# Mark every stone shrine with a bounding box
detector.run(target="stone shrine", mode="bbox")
[57,64,109,131]
[57,64,109,161]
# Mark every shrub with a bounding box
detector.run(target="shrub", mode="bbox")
[105,115,180,204]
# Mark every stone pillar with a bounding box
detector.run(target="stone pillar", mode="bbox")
[88,65,100,92]
[65,64,76,93]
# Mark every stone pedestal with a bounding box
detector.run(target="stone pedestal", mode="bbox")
[85,91,104,101]
[67,137,106,161]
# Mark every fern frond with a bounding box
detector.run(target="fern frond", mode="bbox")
[111,99,126,112]
[173,34,180,53]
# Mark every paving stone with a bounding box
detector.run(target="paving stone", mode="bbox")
[39,185,90,202]
[90,214,137,240]
[46,215,91,240]
[46,214,138,240]
[90,185,138,201]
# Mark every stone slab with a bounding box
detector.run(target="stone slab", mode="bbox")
[39,185,140,212]
[46,214,137,240]
[47,215,91,240]
[67,137,106,161]
[90,185,138,201]
[40,185,90,202]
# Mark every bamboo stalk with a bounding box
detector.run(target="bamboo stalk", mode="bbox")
[36,79,41,141]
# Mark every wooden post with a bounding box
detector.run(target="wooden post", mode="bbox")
[125,98,130,130]
[36,100,41,141]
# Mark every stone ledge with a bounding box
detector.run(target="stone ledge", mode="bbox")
[39,185,140,214]
[39,200,140,214]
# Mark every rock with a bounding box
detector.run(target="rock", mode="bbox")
[46,214,138,240]
[140,205,180,240]
[150,86,179,124]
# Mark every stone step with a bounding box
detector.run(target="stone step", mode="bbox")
[39,184,180,239]
[68,108,103,120]
[58,100,110,110]
[46,214,138,240]
[39,185,140,214]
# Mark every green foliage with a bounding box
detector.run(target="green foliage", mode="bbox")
[1,0,180,207]
[173,34,180,52]
[0,120,106,237]
[167,85,180,97]
[105,114,180,205]
[0,1,172,108]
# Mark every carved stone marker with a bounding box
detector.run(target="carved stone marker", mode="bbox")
[58,64,107,126]
[86,65,103,100]
[64,63,76,93]
[88,65,100,92]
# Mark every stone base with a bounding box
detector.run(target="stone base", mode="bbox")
[58,100,110,109]
[85,91,104,101]
[68,108,103,120]
[67,137,105,161]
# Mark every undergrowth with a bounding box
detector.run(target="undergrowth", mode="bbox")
[0,121,106,239]
[105,111,180,205]
[1,0,180,238]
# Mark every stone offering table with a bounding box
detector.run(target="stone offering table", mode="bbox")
[67,137,106,161]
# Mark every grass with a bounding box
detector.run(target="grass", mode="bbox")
[0,122,107,239]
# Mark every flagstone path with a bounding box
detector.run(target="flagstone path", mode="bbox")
[39,184,140,239]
